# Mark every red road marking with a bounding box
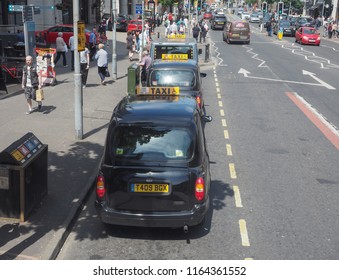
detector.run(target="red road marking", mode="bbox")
[287,92,339,150]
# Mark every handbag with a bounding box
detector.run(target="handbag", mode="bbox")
[105,68,110,77]
[64,44,68,53]
[36,88,44,101]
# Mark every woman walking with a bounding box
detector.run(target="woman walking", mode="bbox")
[95,43,108,86]
[54,32,68,67]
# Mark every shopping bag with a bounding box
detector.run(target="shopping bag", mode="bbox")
[64,44,68,53]
[36,88,44,101]
[105,68,110,77]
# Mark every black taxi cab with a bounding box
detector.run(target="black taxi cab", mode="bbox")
[145,58,207,113]
[149,35,202,66]
[95,93,212,230]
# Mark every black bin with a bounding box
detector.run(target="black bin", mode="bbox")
[0,133,48,221]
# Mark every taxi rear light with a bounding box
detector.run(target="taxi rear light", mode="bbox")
[195,177,205,201]
[96,175,106,199]
[196,96,202,108]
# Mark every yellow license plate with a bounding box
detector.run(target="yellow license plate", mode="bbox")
[132,183,169,193]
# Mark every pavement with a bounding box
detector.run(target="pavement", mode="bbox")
[0,27,213,260]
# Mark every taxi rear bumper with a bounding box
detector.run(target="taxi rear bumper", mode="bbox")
[95,198,209,228]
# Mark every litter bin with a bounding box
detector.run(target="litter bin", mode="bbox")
[0,132,48,222]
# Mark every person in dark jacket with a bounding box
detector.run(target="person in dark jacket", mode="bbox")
[22,56,42,114]
[192,24,200,42]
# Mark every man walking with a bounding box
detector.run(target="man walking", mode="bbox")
[89,27,97,61]
[22,56,42,114]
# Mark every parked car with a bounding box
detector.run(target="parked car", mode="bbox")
[116,15,131,32]
[95,95,212,230]
[295,27,320,45]
[35,24,91,47]
[127,19,142,32]
[211,14,227,30]
[273,20,296,36]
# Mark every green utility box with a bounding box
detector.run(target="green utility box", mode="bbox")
[127,63,140,96]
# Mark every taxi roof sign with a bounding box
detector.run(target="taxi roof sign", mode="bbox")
[161,54,188,60]
[166,34,186,39]
[137,87,180,95]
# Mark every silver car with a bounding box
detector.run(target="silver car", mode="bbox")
[250,13,260,23]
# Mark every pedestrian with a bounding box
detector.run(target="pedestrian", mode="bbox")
[135,30,141,53]
[126,31,135,61]
[266,19,272,36]
[170,21,178,34]
[200,21,208,43]
[22,55,43,114]
[54,32,68,67]
[69,35,75,70]
[94,43,108,86]
[192,24,200,42]
[328,21,333,39]
[79,44,90,88]
[138,50,152,85]
[89,27,97,61]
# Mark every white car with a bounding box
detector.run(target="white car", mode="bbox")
[241,12,250,20]
[250,13,260,23]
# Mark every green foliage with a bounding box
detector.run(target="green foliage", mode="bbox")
[158,0,177,7]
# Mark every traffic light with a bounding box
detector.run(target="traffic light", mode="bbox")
[262,2,267,13]
[8,4,14,12]
[278,2,284,15]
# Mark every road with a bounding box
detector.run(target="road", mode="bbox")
[56,24,339,260]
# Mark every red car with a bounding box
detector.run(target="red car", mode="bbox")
[127,20,142,32]
[35,24,91,46]
[295,27,320,46]
[203,11,213,20]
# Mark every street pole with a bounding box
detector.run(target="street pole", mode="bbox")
[73,0,83,140]
[139,0,145,90]
[112,0,117,81]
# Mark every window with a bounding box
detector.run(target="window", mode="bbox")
[111,126,195,162]
[150,69,196,87]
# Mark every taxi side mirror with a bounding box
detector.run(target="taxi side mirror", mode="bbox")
[200,73,207,78]
[202,115,213,122]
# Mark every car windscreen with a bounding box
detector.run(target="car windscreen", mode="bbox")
[153,46,194,60]
[303,28,316,34]
[110,125,194,163]
[215,16,226,21]
[150,69,196,87]
[280,21,291,27]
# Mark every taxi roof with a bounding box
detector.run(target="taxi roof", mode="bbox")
[150,59,198,69]
[113,96,198,125]
[152,37,197,45]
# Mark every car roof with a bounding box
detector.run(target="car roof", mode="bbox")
[153,37,197,45]
[150,59,198,69]
[114,95,198,125]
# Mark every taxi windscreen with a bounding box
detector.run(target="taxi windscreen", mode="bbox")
[111,126,194,162]
[150,70,196,87]
[154,46,194,60]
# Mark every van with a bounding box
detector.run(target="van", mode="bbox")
[222,19,250,44]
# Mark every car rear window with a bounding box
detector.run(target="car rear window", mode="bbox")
[232,22,249,30]
[150,69,196,87]
[111,126,194,162]
[153,46,194,60]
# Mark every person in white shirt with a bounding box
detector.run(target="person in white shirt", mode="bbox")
[94,43,108,85]
[79,45,90,88]
[68,35,75,70]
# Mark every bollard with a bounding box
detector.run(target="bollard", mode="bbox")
[157,32,160,38]
[204,43,210,63]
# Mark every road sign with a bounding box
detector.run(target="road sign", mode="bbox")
[78,21,86,52]
[136,4,142,15]
[23,6,34,22]
[8,4,54,12]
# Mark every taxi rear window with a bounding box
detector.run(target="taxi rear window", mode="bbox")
[111,126,194,162]
[150,70,196,87]
[154,46,194,60]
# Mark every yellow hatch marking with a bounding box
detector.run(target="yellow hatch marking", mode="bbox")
[218,101,223,107]
[220,109,225,116]
[216,88,220,93]
[224,130,229,139]
[222,119,227,127]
